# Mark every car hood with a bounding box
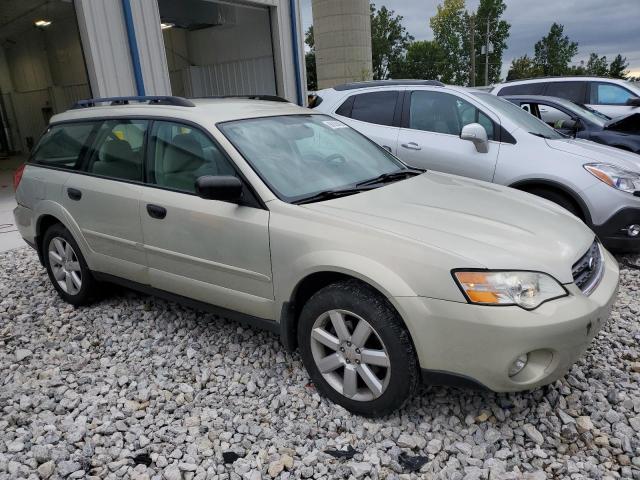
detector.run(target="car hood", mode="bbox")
[545,137,640,171]
[304,172,594,284]
[604,112,640,133]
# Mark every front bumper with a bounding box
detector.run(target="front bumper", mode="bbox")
[592,207,640,252]
[395,249,619,392]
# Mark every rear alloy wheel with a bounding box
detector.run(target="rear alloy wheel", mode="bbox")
[298,280,419,416]
[43,223,98,305]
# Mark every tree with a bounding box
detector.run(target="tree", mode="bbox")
[585,53,608,76]
[506,55,543,81]
[370,4,413,80]
[473,0,510,85]
[389,41,446,80]
[430,0,469,85]
[304,26,317,91]
[609,54,629,79]
[533,23,578,76]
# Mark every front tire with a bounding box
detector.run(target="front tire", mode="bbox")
[298,280,419,416]
[42,223,98,306]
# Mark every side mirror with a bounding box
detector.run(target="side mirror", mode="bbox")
[195,175,243,202]
[625,97,640,107]
[460,123,489,153]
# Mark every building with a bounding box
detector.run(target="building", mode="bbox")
[0,0,306,157]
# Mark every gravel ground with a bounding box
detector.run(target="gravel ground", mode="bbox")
[1,247,640,480]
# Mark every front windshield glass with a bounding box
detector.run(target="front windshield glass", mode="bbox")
[474,92,564,139]
[551,98,609,126]
[219,115,406,202]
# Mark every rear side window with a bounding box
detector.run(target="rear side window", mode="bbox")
[545,81,586,103]
[589,82,635,105]
[85,119,149,182]
[32,123,97,170]
[335,91,399,126]
[497,83,546,96]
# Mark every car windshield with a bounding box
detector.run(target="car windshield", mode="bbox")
[550,98,609,126]
[219,114,407,203]
[474,92,564,140]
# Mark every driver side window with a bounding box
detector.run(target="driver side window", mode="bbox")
[409,91,495,140]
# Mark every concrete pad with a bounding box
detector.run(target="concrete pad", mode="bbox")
[0,156,27,252]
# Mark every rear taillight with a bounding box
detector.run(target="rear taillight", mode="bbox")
[13,164,26,191]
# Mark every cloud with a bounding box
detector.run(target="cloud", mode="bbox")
[300,0,640,79]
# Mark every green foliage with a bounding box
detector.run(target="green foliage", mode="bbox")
[473,0,510,85]
[609,54,630,79]
[389,41,446,80]
[533,23,579,76]
[370,4,414,80]
[304,26,317,91]
[506,55,543,81]
[585,53,609,76]
[429,0,469,85]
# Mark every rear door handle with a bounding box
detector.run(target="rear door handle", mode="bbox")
[67,188,82,201]
[146,204,167,220]
[401,142,422,151]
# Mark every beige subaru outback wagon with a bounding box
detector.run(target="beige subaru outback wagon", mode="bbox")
[13,95,619,416]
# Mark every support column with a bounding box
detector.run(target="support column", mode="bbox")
[312,0,372,89]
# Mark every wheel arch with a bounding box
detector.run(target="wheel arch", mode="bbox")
[509,178,592,225]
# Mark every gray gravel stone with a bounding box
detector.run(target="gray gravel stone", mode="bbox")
[1,247,640,480]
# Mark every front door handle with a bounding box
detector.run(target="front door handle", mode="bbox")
[67,188,82,201]
[146,204,167,220]
[401,142,422,151]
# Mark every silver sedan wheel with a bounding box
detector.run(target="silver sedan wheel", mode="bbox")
[48,237,82,295]
[310,309,391,401]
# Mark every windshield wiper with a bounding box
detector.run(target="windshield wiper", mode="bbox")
[356,168,424,187]
[293,187,373,205]
[528,131,553,139]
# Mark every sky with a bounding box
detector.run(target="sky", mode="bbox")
[300,0,640,80]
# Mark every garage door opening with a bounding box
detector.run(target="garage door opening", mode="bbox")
[159,0,278,98]
[0,0,90,158]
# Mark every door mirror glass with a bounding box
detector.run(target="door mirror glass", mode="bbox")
[626,97,640,107]
[195,175,243,202]
[460,123,489,153]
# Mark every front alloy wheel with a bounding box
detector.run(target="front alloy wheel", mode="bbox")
[310,309,391,401]
[48,237,82,295]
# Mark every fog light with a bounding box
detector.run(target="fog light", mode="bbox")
[626,224,640,237]
[508,354,529,377]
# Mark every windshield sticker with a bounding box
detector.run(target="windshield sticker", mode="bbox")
[323,120,348,129]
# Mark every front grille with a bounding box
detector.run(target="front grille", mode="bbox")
[572,240,604,295]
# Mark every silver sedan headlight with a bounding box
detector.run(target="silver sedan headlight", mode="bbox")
[584,163,640,193]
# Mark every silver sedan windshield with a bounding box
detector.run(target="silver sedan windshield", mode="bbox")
[219,115,405,202]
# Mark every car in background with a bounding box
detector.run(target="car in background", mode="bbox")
[491,76,640,118]
[13,95,619,416]
[313,80,640,251]
[504,95,640,154]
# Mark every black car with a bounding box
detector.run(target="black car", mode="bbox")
[504,95,640,154]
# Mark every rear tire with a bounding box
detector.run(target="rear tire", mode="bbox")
[42,223,98,306]
[298,279,419,417]
[525,187,583,220]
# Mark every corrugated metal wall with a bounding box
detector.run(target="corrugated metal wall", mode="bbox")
[183,57,277,97]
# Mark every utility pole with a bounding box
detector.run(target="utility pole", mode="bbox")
[469,14,476,87]
[484,16,491,86]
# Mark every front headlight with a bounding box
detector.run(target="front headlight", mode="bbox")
[584,163,640,193]
[453,270,567,310]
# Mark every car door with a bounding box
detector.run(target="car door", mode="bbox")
[139,119,274,320]
[587,81,639,118]
[332,89,402,154]
[61,118,148,283]
[395,90,500,182]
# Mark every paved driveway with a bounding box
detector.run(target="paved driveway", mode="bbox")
[0,156,25,252]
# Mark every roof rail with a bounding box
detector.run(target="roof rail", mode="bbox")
[502,75,614,84]
[72,96,196,109]
[333,80,444,91]
[193,95,290,103]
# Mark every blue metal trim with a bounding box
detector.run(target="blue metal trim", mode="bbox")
[121,0,145,96]
[288,0,303,106]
